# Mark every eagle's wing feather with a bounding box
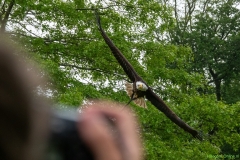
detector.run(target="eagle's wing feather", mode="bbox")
[95,11,141,82]
[145,89,202,140]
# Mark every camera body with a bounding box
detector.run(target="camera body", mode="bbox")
[46,109,94,160]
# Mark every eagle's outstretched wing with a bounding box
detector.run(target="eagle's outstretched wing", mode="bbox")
[95,12,202,140]
[95,11,142,82]
[145,89,201,139]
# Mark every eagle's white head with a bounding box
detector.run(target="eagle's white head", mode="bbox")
[136,81,148,91]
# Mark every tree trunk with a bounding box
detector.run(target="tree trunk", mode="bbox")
[209,67,222,101]
[215,79,221,101]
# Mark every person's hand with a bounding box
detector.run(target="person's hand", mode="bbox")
[77,101,143,160]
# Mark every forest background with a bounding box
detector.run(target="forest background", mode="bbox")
[1,0,240,159]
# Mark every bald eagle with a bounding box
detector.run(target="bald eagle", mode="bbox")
[95,12,202,140]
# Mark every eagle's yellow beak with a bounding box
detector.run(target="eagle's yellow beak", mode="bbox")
[138,84,143,89]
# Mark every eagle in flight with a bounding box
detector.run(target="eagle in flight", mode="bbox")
[95,12,202,140]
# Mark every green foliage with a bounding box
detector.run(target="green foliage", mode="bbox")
[1,0,240,159]
[168,0,240,103]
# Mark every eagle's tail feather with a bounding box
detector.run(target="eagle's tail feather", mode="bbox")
[134,97,147,108]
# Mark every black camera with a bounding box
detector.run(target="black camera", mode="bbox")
[46,109,94,160]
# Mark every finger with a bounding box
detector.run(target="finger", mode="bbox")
[78,108,122,160]
[97,106,142,160]
[81,101,143,160]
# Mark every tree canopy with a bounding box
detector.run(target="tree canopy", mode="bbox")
[1,0,240,159]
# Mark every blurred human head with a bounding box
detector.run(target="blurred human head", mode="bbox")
[0,35,49,160]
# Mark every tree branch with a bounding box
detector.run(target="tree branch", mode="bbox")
[76,4,131,11]
[60,63,127,80]
[207,73,227,84]
[202,0,210,13]
[1,0,15,33]
[0,1,7,20]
